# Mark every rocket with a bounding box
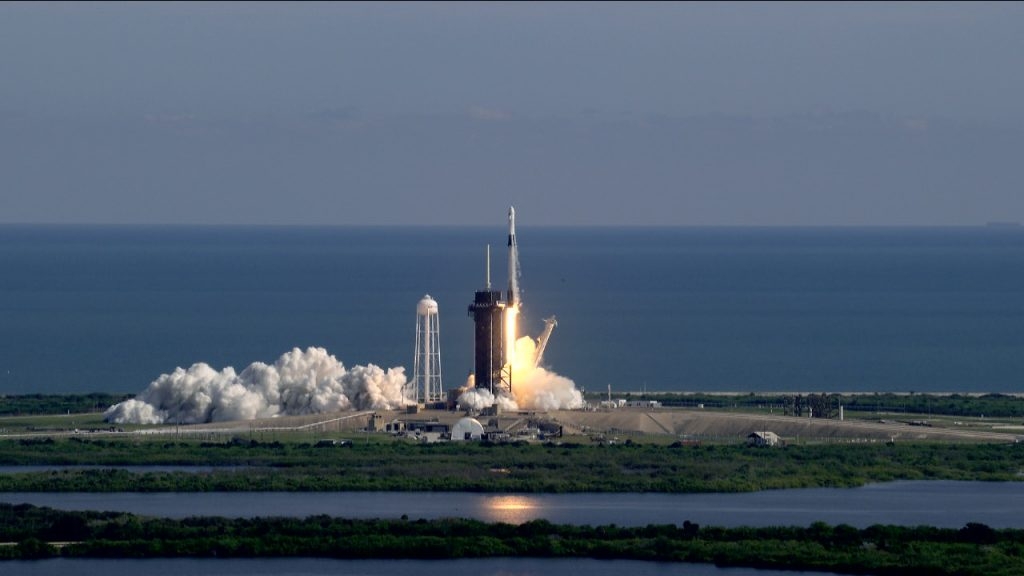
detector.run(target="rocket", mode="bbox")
[507,206,520,306]
[508,205,517,248]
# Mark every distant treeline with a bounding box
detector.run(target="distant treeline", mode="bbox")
[617,392,1024,419]
[0,394,131,416]
[4,391,1021,418]
[0,503,1021,575]
[1,438,1022,493]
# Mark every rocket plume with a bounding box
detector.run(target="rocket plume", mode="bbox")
[458,328,583,412]
[104,347,408,425]
[508,334,583,410]
[505,305,519,365]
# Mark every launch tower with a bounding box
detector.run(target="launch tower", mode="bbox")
[468,246,507,394]
[468,207,521,397]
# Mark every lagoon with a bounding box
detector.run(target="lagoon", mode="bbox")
[2,480,1021,528]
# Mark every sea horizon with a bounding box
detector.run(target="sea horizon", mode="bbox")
[1,222,1021,230]
[1,225,1022,397]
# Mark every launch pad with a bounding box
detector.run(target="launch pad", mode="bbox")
[468,285,509,394]
[467,207,521,396]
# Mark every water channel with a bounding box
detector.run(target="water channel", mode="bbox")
[2,480,1021,528]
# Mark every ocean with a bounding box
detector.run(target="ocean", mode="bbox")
[1,225,1022,396]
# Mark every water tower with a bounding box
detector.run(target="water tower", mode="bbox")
[411,294,443,404]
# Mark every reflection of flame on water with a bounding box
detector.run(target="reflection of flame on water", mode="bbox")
[481,495,543,524]
[489,495,535,511]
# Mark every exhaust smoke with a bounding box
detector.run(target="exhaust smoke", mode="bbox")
[457,334,583,412]
[104,347,407,424]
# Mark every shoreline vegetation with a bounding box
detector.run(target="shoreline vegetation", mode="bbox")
[1,503,1021,575]
[1,392,1023,493]
[4,392,1024,418]
[623,391,1024,419]
[2,396,1023,573]
[0,438,1022,493]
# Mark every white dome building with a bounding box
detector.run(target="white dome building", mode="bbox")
[451,417,485,441]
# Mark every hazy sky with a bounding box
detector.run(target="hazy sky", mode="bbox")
[1,2,1022,226]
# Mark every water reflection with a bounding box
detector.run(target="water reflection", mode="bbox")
[480,494,544,524]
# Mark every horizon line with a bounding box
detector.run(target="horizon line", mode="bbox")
[0,222,1020,230]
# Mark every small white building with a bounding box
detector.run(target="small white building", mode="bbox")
[747,431,781,447]
[416,432,444,443]
[627,400,662,408]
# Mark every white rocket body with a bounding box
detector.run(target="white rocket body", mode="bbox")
[507,206,520,305]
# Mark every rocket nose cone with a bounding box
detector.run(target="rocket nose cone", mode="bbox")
[509,206,515,219]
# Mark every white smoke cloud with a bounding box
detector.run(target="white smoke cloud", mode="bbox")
[513,336,584,410]
[456,335,583,412]
[510,365,583,411]
[104,347,407,425]
[457,387,518,411]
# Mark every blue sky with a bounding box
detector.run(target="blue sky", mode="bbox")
[1,2,1022,225]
